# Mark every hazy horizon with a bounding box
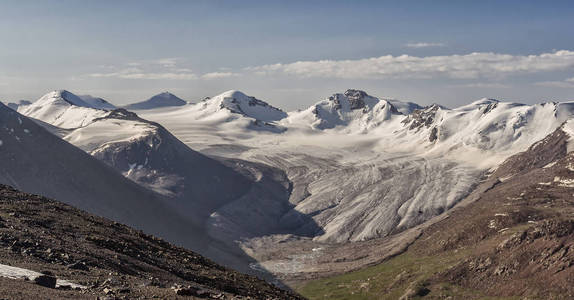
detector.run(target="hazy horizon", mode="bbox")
[2,0,574,110]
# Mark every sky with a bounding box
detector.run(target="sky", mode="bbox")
[1,0,574,110]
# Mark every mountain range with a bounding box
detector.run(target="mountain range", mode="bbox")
[2,88,574,298]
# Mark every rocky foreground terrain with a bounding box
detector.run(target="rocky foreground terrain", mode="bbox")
[0,184,302,299]
[298,125,574,299]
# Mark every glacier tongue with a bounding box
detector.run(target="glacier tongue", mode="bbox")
[136,91,574,245]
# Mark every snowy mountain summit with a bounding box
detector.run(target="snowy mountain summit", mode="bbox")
[35,90,94,108]
[26,90,114,110]
[211,90,287,122]
[18,90,110,128]
[147,90,289,132]
[284,89,421,131]
[124,92,187,110]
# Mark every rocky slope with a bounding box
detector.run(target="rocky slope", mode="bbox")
[0,184,302,299]
[298,122,574,299]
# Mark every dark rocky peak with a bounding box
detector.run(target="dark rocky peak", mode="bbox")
[327,93,344,110]
[402,104,442,130]
[50,90,92,107]
[246,96,270,107]
[482,101,498,114]
[385,101,401,115]
[95,109,141,121]
[124,92,187,110]
[344,89,369,110]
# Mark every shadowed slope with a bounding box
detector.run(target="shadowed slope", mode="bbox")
[0,184,303,299]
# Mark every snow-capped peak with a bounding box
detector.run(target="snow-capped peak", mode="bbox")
[26,90,116,110]
[284,89,417,131]
[454,98,504,112]
[36,90,93,108]
[18,90,109,129]
[392,99,574,168]
[322,89,382,112]
[152,91,182,102]
[204,90,287,122]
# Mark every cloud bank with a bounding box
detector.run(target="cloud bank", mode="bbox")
[89,68,198,80]
[405,42,445,48]
[200,72,239,79]
[247,50,574,80]
[87,58,238,81]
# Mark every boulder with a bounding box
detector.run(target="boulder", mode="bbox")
[34,274,57,288]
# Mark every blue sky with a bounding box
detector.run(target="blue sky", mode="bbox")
[1,0,574,109]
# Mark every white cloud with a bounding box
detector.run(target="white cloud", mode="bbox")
[88,66,241,81]
[87,59,197,80]
[535,77,574,88]
[88,68,197,80]
[119,73,197,80]
[200,72,239,79]
[152,58,179,68]
[452,82,510,88]
[247,50,574,80]
[405,42,445,48]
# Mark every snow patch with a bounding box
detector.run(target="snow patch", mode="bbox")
[543,161,557,168]
[0,263,86,289]
[562,119,574,153]
[488,220,497,229]
[554,176,574,187]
